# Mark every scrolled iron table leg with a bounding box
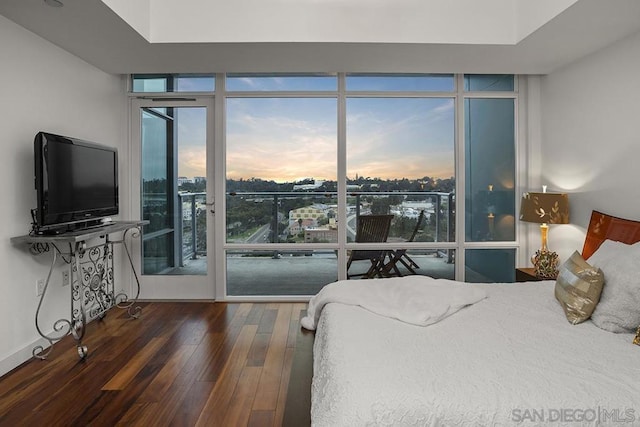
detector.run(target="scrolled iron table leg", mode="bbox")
[33,250,74,360]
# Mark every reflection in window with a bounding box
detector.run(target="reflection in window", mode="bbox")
[134,77,167,93]
[141,108,173,273]
[464,75,514,91]
[465,98,515,242]
[141,109,171,235]
[132,74,215,92]
[466,249,515,283]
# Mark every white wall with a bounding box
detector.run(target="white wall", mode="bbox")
[0,15,127,375]
[539,29,640,263]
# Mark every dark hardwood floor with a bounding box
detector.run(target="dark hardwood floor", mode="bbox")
[0,302,314,426]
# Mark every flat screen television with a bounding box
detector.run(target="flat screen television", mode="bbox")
[33,131,119,234]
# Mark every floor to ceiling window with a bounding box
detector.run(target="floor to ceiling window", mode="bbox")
[130,73,519,299]
[225,75,339,296]
[345,74,457,281]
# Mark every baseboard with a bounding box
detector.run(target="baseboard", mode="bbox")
[0,336,51,378]
[0,305,114,378]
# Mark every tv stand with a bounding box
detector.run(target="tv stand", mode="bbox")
[34,218,110,236]
[11,220,147,360]
[35,228,66,236]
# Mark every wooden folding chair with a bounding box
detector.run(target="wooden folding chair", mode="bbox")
[382,210,425,276]
[346,214,394,279]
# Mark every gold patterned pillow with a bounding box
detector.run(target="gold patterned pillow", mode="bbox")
[554,251,604,325]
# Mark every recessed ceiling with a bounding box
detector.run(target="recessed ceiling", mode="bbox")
[1,0,640,74]
[100,0,577,45]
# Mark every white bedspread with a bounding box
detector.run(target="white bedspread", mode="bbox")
[301,276,487,330]
[312,281,640,427]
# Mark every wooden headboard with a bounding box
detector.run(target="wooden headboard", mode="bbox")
[582,211,640,259]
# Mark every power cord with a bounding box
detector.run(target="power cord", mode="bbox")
[29,209,39,236]
[29,242,50,256]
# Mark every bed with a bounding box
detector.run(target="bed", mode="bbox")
[304,211,640,426]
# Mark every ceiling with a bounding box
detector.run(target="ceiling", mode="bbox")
[1,0,640,75]
[100,0,577,45]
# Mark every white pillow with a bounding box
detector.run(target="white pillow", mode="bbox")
[587,239,633,266]
[589,240,640,333]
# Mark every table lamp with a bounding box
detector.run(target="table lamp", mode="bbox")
[519,189,569,278]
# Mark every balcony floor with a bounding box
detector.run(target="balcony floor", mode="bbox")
[160,253,494,297]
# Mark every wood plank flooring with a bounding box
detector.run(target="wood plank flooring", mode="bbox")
[0,302,315,426]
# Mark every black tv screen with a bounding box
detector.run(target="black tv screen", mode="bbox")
[34,131,118,232]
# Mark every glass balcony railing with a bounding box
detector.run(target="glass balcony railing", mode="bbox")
[225,190,455,245]
[178,192,207,264]
[176,190,458,293]
[176,190,455,263]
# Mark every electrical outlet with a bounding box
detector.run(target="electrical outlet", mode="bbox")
[36,279,45,297]
[62,271,70,287]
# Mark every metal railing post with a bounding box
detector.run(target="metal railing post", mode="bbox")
[448,193,455,264]
[272,194,279,258]
[191,194,197,260]
[435,194,440,243]
[178,194,184,267]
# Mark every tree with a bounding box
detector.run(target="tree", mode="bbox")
[371,198,391,214]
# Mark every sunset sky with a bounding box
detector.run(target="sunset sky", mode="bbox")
[174,96,455,182]
[141,75,457,182]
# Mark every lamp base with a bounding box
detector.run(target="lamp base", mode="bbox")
[532,250,559,279]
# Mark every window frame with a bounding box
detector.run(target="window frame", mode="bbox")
[129,73,524,300]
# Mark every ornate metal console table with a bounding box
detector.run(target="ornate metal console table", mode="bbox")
[11,220,147,360]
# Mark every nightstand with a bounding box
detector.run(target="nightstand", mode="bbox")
[515,267,557,282]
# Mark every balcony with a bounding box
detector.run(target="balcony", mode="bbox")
[171,190,461,295]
